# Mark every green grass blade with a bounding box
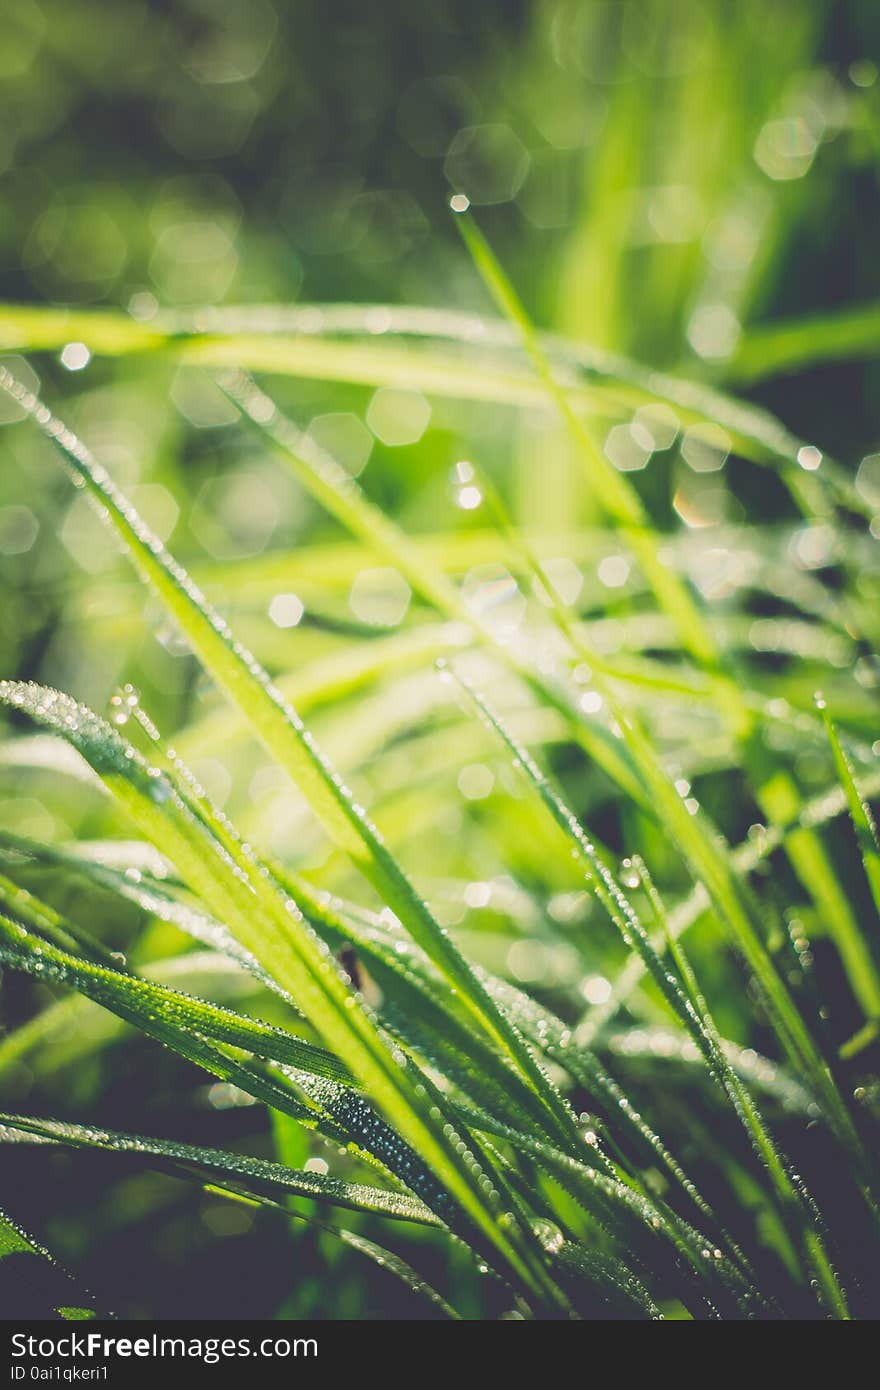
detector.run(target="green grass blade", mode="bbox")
[0,300,863,513]
[582,768,880,1044]
[284,838,739,1245]
[632,855,850,1318]
[453,208,724,671]
[0,681,566,1305]
[219,370,647,807]
[204,1188,463,1319]
[0,911,353,1086]
[0,1205,100,1320]
[0,911,334,1134]
[0,951,274,1081]
[732,301,880,382]
[819,696,880,928]
[0,368,577,1162]
[0,1114,441,1227]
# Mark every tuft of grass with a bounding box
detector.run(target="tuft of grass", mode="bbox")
[0,237,878,1319]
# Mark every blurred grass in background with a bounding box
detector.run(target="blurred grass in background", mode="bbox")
[1,0,879,1317]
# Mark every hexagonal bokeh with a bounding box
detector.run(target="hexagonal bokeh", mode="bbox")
[128,484,180,544]
[24,196,130,297]
[539,556,583,607]
[306,412,373,476]
[171,368,240,429]
[397,75,480,158]
[681,424,730,473]
[444,123,530,206]
[349,568,411,627]
[192,471,280,560]
[0,505,39,556]
[0,0,45,79]
[753,116,818,181]
[150,221,239,304]
[855,453,880,509]
[347,189,428,263]
[156,76,260,160]
[687,303,741,360]
[183,0,277,85]
[603,421,654,472]
[268,592,305,628]
[366,389,431,447]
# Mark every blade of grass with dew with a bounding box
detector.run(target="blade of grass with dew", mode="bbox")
[12,828,617,1147]
[0,1104,711,1316]
[435,450,857,1140]
[0,683,568,1306]
[630,853,849,1319]
[270,859,823,1244]
[0,1113,441,1227]
[282,885,564,1138]
[124,686,576,1149]
[453,208,727,674]
[583,703,862,1149]
[475,1117,763,1318]
[0,1206,100,1320]
[0,911,506,1218]
[581,768,880,1043]
[476,1135,695,1318]
[0,750,478,1262]
[3,811,811,1306]
[0,911,353,1086]
[277,858,752,1254]
[0,952,275,1082]
[0,825,301,1009]
[448,670,852,1314]
[320,898,814,1130]
[218,369,647,808]
[550,1239,663,1320]
[460,450,880,1023]
[320,1227,461,1319]
[0,811,846,1135]
[453,210,880,1012]
[819,695,880,926]
[0,368,579,1164]
[0,300,867,516]
[0,879,555,1158]
[0,911,347,1138]
[0,868,118,966]
[29,745,722,1273]
[458,1112,729,1321]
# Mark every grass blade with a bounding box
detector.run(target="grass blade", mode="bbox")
[819,695,880,926]
[0,1114,441,1227]
[0,1205,100,1320]
[0,680,566,1306]
[0,367,578,1163]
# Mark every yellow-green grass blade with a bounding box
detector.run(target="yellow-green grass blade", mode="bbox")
[0,368,578,1165]
[732,301,880,383]
[819,697,880,930]
[0,681,565,1306]
[0,1113,441,1227]
[0,300,866,515]
[219,370,647,808]
[633,856,849,1319]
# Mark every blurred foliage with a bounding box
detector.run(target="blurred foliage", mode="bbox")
[1,0,879,1319]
